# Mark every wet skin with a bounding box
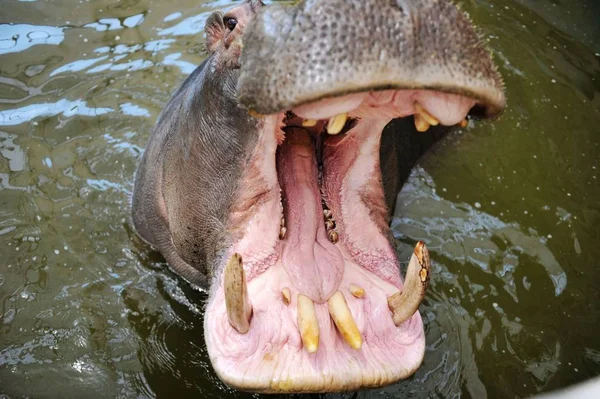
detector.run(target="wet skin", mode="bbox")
[132,0,505,393]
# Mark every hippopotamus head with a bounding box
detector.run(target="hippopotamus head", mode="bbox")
[132,0,505,393]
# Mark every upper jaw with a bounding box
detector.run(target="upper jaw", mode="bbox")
[237,0,506,119]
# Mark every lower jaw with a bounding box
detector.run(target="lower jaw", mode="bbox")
[204,247,425,393]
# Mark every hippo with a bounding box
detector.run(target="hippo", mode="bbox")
[132,0,505,393]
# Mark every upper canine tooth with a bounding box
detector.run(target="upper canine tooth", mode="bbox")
[414,113,431,132]
[302,119,318,127]
[328,291,362,350]
[297,294,319,353]
[223,253,252,334]
[414,103,440,126]
[387,241,431,326]
[326,113,347,135]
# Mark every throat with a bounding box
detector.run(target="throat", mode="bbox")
[276,128,344,303]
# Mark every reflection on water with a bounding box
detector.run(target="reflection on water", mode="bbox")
[0,24,64,55]
[0,0,598,397]
[394,167,567,297]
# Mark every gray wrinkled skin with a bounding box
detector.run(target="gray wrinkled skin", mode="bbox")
[132,43,261,290]
[238,0,505,117]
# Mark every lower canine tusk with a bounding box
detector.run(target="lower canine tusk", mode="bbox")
[328,291,362,350]
[223,253,253,334]
[387,241,431,326]
[297,294,320,353]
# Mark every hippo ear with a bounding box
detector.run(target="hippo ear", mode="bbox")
[248,0,265,12]
[205,12,225,53]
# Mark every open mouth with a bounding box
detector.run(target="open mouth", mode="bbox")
[201,0,506,391]
[204,89,479,392]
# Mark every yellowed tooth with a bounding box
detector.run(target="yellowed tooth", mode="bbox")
[297,294,319,353]
[223,253,252,334]
[414,103,440,126]
[414,113,431,132]
[248,109,264,119]
[302,119,318,127]
[281,287,291,306]
[323,209,333,220]
[279,226,287,240]
[387,241,431,326]
[349,283,365,298]
[328,291,362,350]
[459,118,469,128]
[328,230,339,244]
[326,113,348,135]
[325,220,336,231]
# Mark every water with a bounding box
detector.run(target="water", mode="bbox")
[0,0,598,397]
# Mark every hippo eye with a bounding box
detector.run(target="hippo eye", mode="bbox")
[224,17,237,31]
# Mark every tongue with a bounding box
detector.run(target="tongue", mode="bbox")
[277,128,344,303]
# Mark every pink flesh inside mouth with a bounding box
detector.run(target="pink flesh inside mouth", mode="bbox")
[204,89,475,392]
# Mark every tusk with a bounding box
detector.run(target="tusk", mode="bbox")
[328,291,362,350]
[297,294,319,353]
[387,241,431,326]
[326,113,348,135]
[223,253,252,334]
[414,103,440,126]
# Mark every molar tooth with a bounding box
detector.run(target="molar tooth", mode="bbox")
[223,253,252,334]
[328,291,362,350]
[349,283,365,298]
[328,230,339,244]
[414,113,431,132]
[281,287,291,306]
[323,209,333,220]
[326,113,348,135]
[302,119,318,127]
[297,294,319,353]
[280,217,285,227]
[414,103,440,126]
[387,241,431,326]
[279,226,287,240]
[325,220,336,231]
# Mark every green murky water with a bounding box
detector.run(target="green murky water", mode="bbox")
[0,0,598,397]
